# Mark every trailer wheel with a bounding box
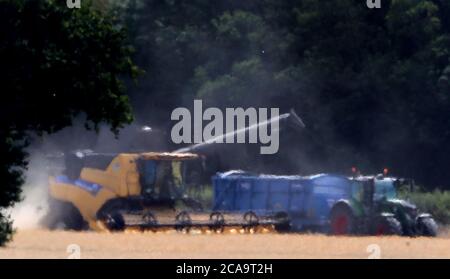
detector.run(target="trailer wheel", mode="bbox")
[243,211,259,233]
[374,216,402,236]
[274,212,291,232]
[330,205,354,235]
[416,217,438,237]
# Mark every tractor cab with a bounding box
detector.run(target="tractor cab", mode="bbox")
[361,175,417,201]
[374,176,398,200]
[355,175,397,201]
[351,168,415,201]
[346,173,438,236]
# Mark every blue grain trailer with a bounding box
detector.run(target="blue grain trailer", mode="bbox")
[212,171,354,232]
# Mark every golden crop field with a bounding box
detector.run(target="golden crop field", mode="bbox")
[1,229,449,259]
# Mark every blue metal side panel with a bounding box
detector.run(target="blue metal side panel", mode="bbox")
[212,173,353,231]
[213,174,313,214]
[213,176,235,211]
[235,178,252,211]
[267,178,290,212]
[250,178,270,210]
[289,180,308,212]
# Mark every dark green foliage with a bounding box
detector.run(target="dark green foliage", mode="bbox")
[0,212,14,245]
[0,0,138,245]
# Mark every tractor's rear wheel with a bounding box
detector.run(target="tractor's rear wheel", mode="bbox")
[416,217,438,237]
[374,216,403,236]
[330,205,354,235]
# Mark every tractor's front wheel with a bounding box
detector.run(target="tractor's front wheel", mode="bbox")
[416,217,438,237]
[374,216,403,236]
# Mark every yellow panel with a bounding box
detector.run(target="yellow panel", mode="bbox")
[80,168,120,194]
[49,178,117,230]
[118,155,141,196]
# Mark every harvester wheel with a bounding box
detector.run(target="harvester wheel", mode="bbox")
[416,217,438,237]
[41,198,86,231]
[102,212,125,231]
[330,205,354,235]
[374,216,402,236]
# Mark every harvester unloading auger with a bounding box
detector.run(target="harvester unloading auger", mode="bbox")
[41,110,305,232]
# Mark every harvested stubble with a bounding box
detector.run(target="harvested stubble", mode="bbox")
[0,229,449,259]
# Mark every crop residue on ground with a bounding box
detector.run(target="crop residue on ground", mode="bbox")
[0,230,449,259]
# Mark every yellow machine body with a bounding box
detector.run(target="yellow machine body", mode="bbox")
[48,152,199,230]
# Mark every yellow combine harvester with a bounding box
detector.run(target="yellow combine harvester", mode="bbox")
[42,151,206,231]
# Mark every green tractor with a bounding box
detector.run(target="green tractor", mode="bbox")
[333,174,438,236]
[360,174,438,236]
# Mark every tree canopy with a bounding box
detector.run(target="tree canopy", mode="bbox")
[0,0,138,245]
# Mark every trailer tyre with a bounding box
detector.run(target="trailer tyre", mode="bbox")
[274,212,291,232]
[417,217,438,237]
[243,211,259,232]
[374,216,402,236]
[330,205,354,235]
